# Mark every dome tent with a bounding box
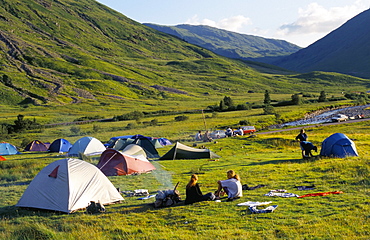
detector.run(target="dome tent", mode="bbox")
[16,158,123,213]
[0,142,20,155]
[320,133,358,158]
[68,136,106,157]
[48,138,72,153]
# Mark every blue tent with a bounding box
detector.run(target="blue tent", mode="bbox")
[320,133,358,158]
[48,139,72,153]
[0,142,20,155]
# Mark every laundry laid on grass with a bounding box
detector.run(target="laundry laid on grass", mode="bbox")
[295,185,316,191]
[297,191,343,198]
[249,205,278,214]
[264,189,300,198]
[237,201,272,207]
[242,184,267,190]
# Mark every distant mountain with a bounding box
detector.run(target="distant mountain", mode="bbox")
[0,0,368,108]
[273,8,370,79]
[143,23,301,60]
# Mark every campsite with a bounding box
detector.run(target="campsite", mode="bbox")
[0,102,369,239]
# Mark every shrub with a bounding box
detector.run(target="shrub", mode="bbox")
[174,115,189,121]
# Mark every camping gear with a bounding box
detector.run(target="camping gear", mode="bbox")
[159,142,220,160]
[68,136,106,157]
[48,138,72,153]
[24,140,49,152]
[131,137,159,159]
[121,144,148,159]
[151,139,164,148]
[0,156,5,161]
[16,158,123,213]
[297,191,343,198]
[109,137,135,149]
[86,201,105,214]
[0,142,20,155]
[157,137,172,146]
[320,133,358,158]
[237,201,273,207]
[97,149,156,176]
[104,135,134,147]
[154,182,181,208]
[249,205,278,214]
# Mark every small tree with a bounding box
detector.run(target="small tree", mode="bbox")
[291,94,302,105]
[318,91,327,102]
[264,90,271,105]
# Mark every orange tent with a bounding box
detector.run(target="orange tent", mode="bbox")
[0,156,5,161]
[97,149,156,176]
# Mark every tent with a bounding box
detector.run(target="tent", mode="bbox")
[0,142,20,155]
[48,138,72,153]
[320,133,359,158]
[0,156,5,161]
[68,136,106,157]
[121,144,148,159]
[159,142,220,160]
[111,138,135,150]
[16,158,123,213]
[157,137,172,146]
[97,149,156,176]
[151,139,164,149]
[104,135,133,147]
[132,137,159,159]
[24,140,49,152]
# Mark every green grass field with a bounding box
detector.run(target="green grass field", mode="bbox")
[0,112,369,239]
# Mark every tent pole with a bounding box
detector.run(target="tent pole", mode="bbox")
[99,152,118,170]
[202,109,207,131]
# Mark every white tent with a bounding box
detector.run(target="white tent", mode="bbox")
[16,158,123,213]
[68,136,106,157]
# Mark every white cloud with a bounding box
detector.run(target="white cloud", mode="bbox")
[186,15,252,32]
[278,1,369,36]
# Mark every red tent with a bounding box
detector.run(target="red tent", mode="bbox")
[97,149,156,176]
[0,156,5,161]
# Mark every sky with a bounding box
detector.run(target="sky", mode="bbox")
[96,0,369,47]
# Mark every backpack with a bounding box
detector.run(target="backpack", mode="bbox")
[86,201,105,214]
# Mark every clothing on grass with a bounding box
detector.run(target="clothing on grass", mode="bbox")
[297,191,343,198]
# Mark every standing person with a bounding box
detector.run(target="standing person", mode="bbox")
[185,174,215,205]
[215,170,242,201]
[295,129,308,157]
[295,129,308,142]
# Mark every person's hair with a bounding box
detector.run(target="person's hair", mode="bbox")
[227,170,240,181]
[186,174,198,189]
[300,129,305,133]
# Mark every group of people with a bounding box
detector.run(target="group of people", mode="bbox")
[185,170,242,205]
[195,130,213,142]
[225,127,244,137]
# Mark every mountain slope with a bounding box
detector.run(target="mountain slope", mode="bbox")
[143,23,301,60]
[273,8,370,79]
[0,0,368,109]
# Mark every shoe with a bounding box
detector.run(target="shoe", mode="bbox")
[226,198,235,202]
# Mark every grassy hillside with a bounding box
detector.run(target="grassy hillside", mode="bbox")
[143,23,301,59]
[0,0,369,115]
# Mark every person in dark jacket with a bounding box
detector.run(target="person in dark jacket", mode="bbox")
[185,174,215,204]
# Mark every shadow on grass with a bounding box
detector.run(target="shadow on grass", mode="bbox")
[246,156,320,166]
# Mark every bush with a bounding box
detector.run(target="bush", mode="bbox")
[174,115,189,121]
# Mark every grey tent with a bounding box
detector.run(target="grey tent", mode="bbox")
[159,142,220,160]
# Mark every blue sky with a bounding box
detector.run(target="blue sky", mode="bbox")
[96,0,369,47]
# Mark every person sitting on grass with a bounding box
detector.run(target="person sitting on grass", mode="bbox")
[214,170,242,201]
[185,174,215,205]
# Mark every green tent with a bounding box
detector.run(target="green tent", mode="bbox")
[159,142,220,160]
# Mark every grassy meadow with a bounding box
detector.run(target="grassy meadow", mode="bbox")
[0,97,369,240]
